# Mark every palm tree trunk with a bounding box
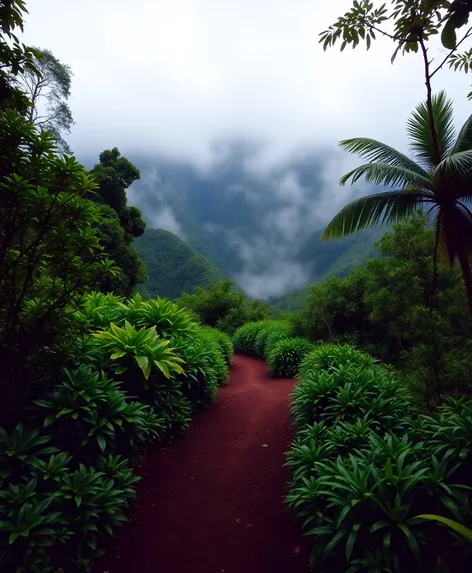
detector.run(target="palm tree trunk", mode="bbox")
[429,217,441,314]
[457,249,472,313]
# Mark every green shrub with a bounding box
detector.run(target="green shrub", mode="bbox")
[264,328,293,357]
[254,320,293,359]
[287,431,469,573]
[267,337,314,378]
[286,345,472,573]
[0,423,139,573]
[291,361,412,433]
[232,320,272,356]
[172,335,222,411]
[201,326,233,365]
[298,343,376,378]
[92,320,185,387]
[33,366,163,463]
[78,292,198,340]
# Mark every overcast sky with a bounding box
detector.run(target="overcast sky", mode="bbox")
[20,1,472,298]
[22,0,471,172]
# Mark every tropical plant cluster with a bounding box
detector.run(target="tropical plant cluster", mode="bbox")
[286,343,472,573]
[0,292,231,572]
[232,320,314,377]
[0,5,235,570]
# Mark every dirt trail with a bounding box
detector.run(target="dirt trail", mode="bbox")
[98,354,308,573]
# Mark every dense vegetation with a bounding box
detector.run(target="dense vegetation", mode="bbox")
[135,228,224,299]
[3,0,472,571]
[294,213,472,402]
[177,279,270,334]
[0,3,231,570]
[286,344,472,573]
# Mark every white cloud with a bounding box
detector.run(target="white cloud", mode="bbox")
[147,205,184,237]
[21,0,472,172]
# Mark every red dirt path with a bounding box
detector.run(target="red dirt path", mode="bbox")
[97,354,309,573]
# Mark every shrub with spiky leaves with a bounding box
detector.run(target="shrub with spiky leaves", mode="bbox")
[267,337,314,378]
[232,320,273,356]
[172,333,222,411]
[298,343,376,378]
[0,424,140,573]
[201,326,233,365]
[286,345,472,573]
[92,320,185,386]
[34,366,163,462]
[264,328,293,357]
[290,363,413,433]
[287,431,470,573]
[254,321,293,359]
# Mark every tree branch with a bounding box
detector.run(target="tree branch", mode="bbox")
[419,36,441,165]
[430,25,472,79]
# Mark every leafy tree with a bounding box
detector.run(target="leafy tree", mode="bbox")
[300,214,472,400]
[89,147,142,227]
[322,91,472,312]
[320,0,472,98]
[177,279,270,334]
[0,110,118,424]
[89,148,147,295]
[16,47,74,152]
[0,0,37,114]
[97,205,147,296]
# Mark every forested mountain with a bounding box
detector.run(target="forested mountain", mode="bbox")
[99,149,383,300]
[135,228,225,299]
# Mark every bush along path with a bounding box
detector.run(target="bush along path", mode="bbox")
[96,354,308,573]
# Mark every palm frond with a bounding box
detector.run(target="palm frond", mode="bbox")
[452,112,472,153]
[406,91,456,168]
[322,190,432,239]
[434,150,472,179]
[339,138,429,176]
[340,162,433,190]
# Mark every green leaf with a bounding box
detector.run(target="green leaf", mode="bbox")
[135,355,151,379]
[96,434,107,452]
[441,20,457,50]
[346,523,361,560]
[416,514,472,540]
[322,190,430,239]
[110,351,126,359]
[406,91,456,167]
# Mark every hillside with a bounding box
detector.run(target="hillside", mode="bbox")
[134,228,225,299]
[269,227,383,311]
[123,150,380,300]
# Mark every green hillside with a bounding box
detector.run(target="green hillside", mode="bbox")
[134,228,225,299]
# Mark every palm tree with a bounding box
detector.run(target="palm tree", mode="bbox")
[322,91,472,312]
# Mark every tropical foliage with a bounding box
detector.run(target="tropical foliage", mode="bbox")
[286,343,472,573]
[322,92,472,311]
[0,291,230,571]
[267,337,314,378]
